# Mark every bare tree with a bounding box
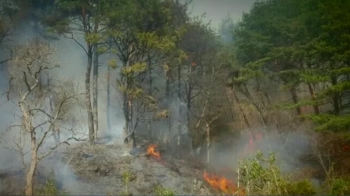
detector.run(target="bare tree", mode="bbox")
[5,38,83,195]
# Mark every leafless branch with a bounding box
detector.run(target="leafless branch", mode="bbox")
[63,32,88,55]
[38,136,87,161]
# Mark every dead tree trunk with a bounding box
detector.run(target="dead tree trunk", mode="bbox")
[93,45,99,139]
[86,49,95,145]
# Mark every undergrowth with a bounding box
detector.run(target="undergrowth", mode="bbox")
[154,185,175,196]
[35,171,67,195]
[237,151,350,195]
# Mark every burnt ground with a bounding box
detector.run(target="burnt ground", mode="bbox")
[0,138,219,195]
[57,135,218,195]
[0,134,222,195]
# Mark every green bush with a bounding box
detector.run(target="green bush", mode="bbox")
[283,180,317,195]
[237,151,317,195]
[326,178,350,195]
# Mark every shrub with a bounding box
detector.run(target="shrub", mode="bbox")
[237,151,317,195]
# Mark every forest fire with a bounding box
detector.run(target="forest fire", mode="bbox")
[147,144,161,159]
[203,171,245,195]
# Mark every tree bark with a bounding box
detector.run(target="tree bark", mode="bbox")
[307,83,319,115]
[25,123,37,196]
[289,86,303,116]
[206,122,211,164]
[129,99,134,147]
[19,95,36,195]
[93,46,99,140]
[147,53,153,140]
[164,65,171,144]
[107,63,111,132]
[231,88,251,129]
[186,64,192,138]
[86,51,95,145]
[123,91,129,141]
[331,75,340,115]
[177,63,181,146]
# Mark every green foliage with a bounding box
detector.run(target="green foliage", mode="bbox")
[108,59,118,69]
[121,63,147,76]
[238,151,317,195]
[304,114,350,132]
[85,33,103,44]
[283,180,317,195]
[154,185,175,196]
[229,0,350,132]
[238,151,284,194]
[122,170,131,194]
[327,178,350,195]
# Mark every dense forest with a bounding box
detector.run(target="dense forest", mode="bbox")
[0,0,350,195]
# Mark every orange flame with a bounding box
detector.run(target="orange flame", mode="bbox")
[203,171,245,195]
[147,144,161,158]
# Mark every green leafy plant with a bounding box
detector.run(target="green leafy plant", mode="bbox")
[154,185,175,196]
[122,170,131,194]
[238,151,317,195]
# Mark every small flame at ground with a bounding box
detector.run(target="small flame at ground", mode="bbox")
[147,144,161,158]
[203,171,245,195]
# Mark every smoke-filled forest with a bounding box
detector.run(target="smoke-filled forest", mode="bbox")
[0,0,350,195]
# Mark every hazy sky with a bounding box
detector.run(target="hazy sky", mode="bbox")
[189,0,256,30]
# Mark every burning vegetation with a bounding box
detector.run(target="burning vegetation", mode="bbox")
[203,171,245,195]
[147,144,161,159]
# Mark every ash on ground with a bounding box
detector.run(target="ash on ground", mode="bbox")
[58,140,214,195]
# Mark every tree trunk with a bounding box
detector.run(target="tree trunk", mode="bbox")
[187,64,193,155]
[147,53,153,141]
[206,122,211,164]
[331,75,340,115]
[128,99,136,148]
[93,46,99,140]
[231,89,251,129]
[164,66,170,144]
[86,51,95,145]
[307,83,319,115]
[186,64,192,138]
[123,92,129,141]
[107,63,111,132]
[177,63,181,146]
[25,132,37,196]
[148,53,153,96]
[289,86,302,116]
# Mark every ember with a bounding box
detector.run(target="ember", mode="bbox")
[203,171,245,195]
[147,144,161,159]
